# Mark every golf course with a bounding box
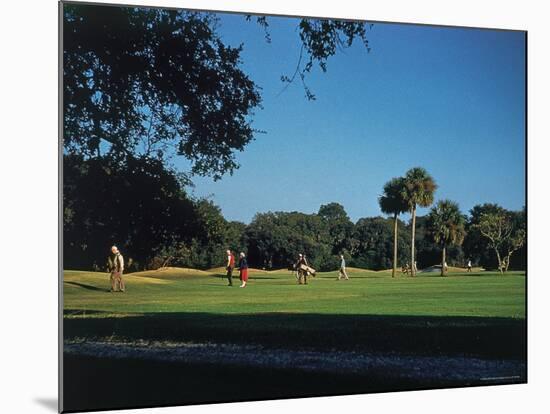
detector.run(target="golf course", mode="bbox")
[59,5,528,412]
[64,267,525,317]
[63,267,526,412]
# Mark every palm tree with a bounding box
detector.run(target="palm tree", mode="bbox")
[427,200,466,276]
[379,177,408,277]
[402,167,437,276]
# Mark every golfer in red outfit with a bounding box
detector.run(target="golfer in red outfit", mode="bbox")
[239,252,249,288]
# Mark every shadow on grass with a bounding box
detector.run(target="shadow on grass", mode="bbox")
[62,311,526,412]
[64,311,526,360]
[64,281,110,292]
[63,351,466,413]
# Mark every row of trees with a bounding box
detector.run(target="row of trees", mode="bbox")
[64,157,525,273]
[379,168,526,276]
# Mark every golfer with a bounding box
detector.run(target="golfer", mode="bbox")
[297,253,308,285]
[238,252,249,288]
[467,259,472,272]
[108,245,125,292]
[226,249,235,286]
[338,254,350,280]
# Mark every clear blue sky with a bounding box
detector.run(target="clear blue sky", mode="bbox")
[176,13,526,224]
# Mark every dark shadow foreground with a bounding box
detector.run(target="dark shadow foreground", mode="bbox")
[62,312,526,412]
[64,312,526,358]
[63,353,525,413]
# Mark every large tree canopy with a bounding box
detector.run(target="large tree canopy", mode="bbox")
[63,153,199,270]
[318,202,354,254]
[63,3,371,178]
[64,4,262,179]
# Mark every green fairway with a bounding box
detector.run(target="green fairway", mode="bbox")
[63,266,526,410]
[64,268,525,318]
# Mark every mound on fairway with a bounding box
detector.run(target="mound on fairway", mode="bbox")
[341,267,379,274]
[132,267,213,280]
[419,265,485,274]
[64,270,173,288]
[207,266,272,275]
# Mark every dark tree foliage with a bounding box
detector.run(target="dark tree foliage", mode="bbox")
[415,205,526,271]
[64,153,248,271]
[63,153,198,270]
[463,204,506,269]
[153,200,248,270]
[425,200,466,276]
[282,19,371,100]
[243,208,415,272]
[245,211,334,270]
[225,221,248,256]
[318,203,354,255]
[507,208,527,270]
[468,205,526,272]
[65,172,525,272]
[351,217,410,270]
[414,216,465,268]
[299,19,370,71]
[63,4,262,179]
[245,14,371,100]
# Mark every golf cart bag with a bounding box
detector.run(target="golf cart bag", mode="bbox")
[299,263,317,277]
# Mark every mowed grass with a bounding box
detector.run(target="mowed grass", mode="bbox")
[64,268,526,319]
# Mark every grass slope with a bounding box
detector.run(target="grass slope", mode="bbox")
[64,268,525,318]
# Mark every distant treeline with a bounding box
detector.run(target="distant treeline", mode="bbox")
[63,154,525,272]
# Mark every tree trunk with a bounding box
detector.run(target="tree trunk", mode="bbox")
[505,252,513,272]
[410,206,416,277]
[495,248,504,274]
[441,245,446,277]
[392,213,398,278]
[161,256,173,268]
